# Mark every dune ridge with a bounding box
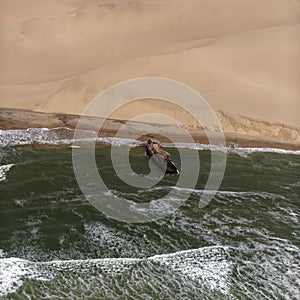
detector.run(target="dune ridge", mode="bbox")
[216,111,300,144]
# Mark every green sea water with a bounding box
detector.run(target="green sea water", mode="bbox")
[0,131,299,299]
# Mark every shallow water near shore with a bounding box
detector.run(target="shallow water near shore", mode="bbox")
[0,135,299,299]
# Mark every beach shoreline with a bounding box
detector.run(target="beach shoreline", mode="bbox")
[1,108,299,150]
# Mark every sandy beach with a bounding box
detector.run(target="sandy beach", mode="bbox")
[1,108,299,150]
[0,0,299,148]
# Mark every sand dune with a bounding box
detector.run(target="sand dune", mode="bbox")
[0,0,299,144]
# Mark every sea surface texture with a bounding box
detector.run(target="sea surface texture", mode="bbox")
[0,129,299,299]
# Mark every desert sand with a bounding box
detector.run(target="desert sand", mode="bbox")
[0,0,299,147]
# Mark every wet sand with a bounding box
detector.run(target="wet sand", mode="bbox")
[1,108,299,150]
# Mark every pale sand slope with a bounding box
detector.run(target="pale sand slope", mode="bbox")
[0,0,299,143]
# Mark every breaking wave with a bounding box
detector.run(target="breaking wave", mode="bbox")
[0,128,142,148]
[0,246,232,298]
[0,128,299,157]
[0,164,14,182]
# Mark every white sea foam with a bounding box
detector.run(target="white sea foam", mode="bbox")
[0,257,54,297]
[150,246,232,293]
[165,142,300,156]
[0,128,299,156]
[146,186,283,201]
[0,249,6,258]
[230,147,300,157]
[96,136,143,147]
[0,246,232,297]
[0,258,29,297]
[0,128,142,147]
[0,127,96,147]
[0,164,14,182]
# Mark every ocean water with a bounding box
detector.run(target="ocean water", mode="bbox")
[0,128,299,299]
